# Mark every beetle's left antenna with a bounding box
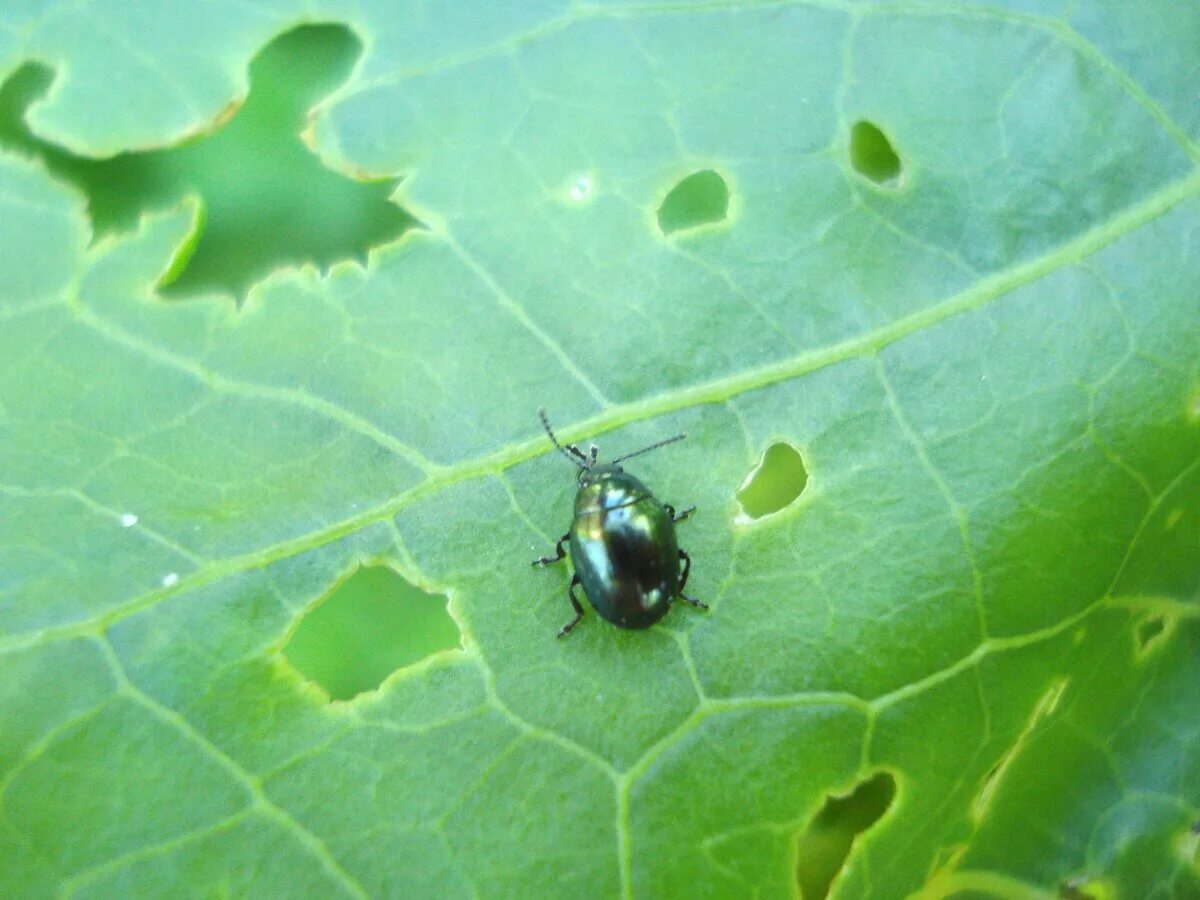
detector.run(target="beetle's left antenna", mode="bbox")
[611,432,686,465]
[538,408,590,469]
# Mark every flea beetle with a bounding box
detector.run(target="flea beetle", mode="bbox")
[532,409,708,638]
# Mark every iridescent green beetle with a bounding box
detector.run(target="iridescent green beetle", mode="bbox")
[532,409,708,637]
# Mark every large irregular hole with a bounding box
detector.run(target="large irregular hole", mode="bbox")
[849,120,902,186]
[796,772,896,899]
[0,24,419,300]
[284,564,460,701]
[736,442,809,521]
[657,169,729,235]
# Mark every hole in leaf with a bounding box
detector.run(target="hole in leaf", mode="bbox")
[657,169,729,235]
[849,120,902,186]
[736,442,809,521]
[1135,615,1166,653]
[284,564,460,701]
[796,772,896,900]
[0,24,419,300]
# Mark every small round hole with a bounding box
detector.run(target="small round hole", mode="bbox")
[657,169,729,235]
[849,120,902,186]
[284,564,460,700]
[736,442,809,521]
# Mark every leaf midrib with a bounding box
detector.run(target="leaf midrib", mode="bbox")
[5,165,1198,656]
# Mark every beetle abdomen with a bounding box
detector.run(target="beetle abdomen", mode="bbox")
[570,487,679,630]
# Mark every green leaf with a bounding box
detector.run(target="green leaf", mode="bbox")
[2,3,1198,898]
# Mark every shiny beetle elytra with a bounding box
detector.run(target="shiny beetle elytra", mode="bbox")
[532,408,707,638]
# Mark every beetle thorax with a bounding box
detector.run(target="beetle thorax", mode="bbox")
[574,466,652,515]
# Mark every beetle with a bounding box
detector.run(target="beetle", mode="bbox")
[532,408,707,638]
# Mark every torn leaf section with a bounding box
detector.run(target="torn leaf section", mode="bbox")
[849,120,902,186]
[284,565,460,701]
[657,169,729,235]
[736,442,809,521]
[0,24,419,300]
[972,680,1067,823]
[796,772,896,899]
[1135,613,1169,655]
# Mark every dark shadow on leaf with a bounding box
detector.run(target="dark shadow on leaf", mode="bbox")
[0,24,420,301]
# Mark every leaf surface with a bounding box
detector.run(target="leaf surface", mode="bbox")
[1,2,1198,897]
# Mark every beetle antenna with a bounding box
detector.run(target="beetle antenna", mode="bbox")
[611,432,687,465]
[538,408,590,469]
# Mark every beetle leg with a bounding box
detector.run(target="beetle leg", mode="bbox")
[557,574,585,638]
[532,531,570,567]
[678,549,692,591]
[676,549,700,614]
[666,504,696,523]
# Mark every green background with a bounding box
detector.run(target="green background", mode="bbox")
[1,1,1198,897]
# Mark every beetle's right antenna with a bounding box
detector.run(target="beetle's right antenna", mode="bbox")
[611,432,686,465]
[538,408,590,469]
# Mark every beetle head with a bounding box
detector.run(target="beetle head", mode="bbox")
[577,463,623,488]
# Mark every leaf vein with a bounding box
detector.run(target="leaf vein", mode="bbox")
[60,809,256,897]
[440,232,611,407]
[874,356,989,640]
[72,306,440,474]
[93,636,371,900]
